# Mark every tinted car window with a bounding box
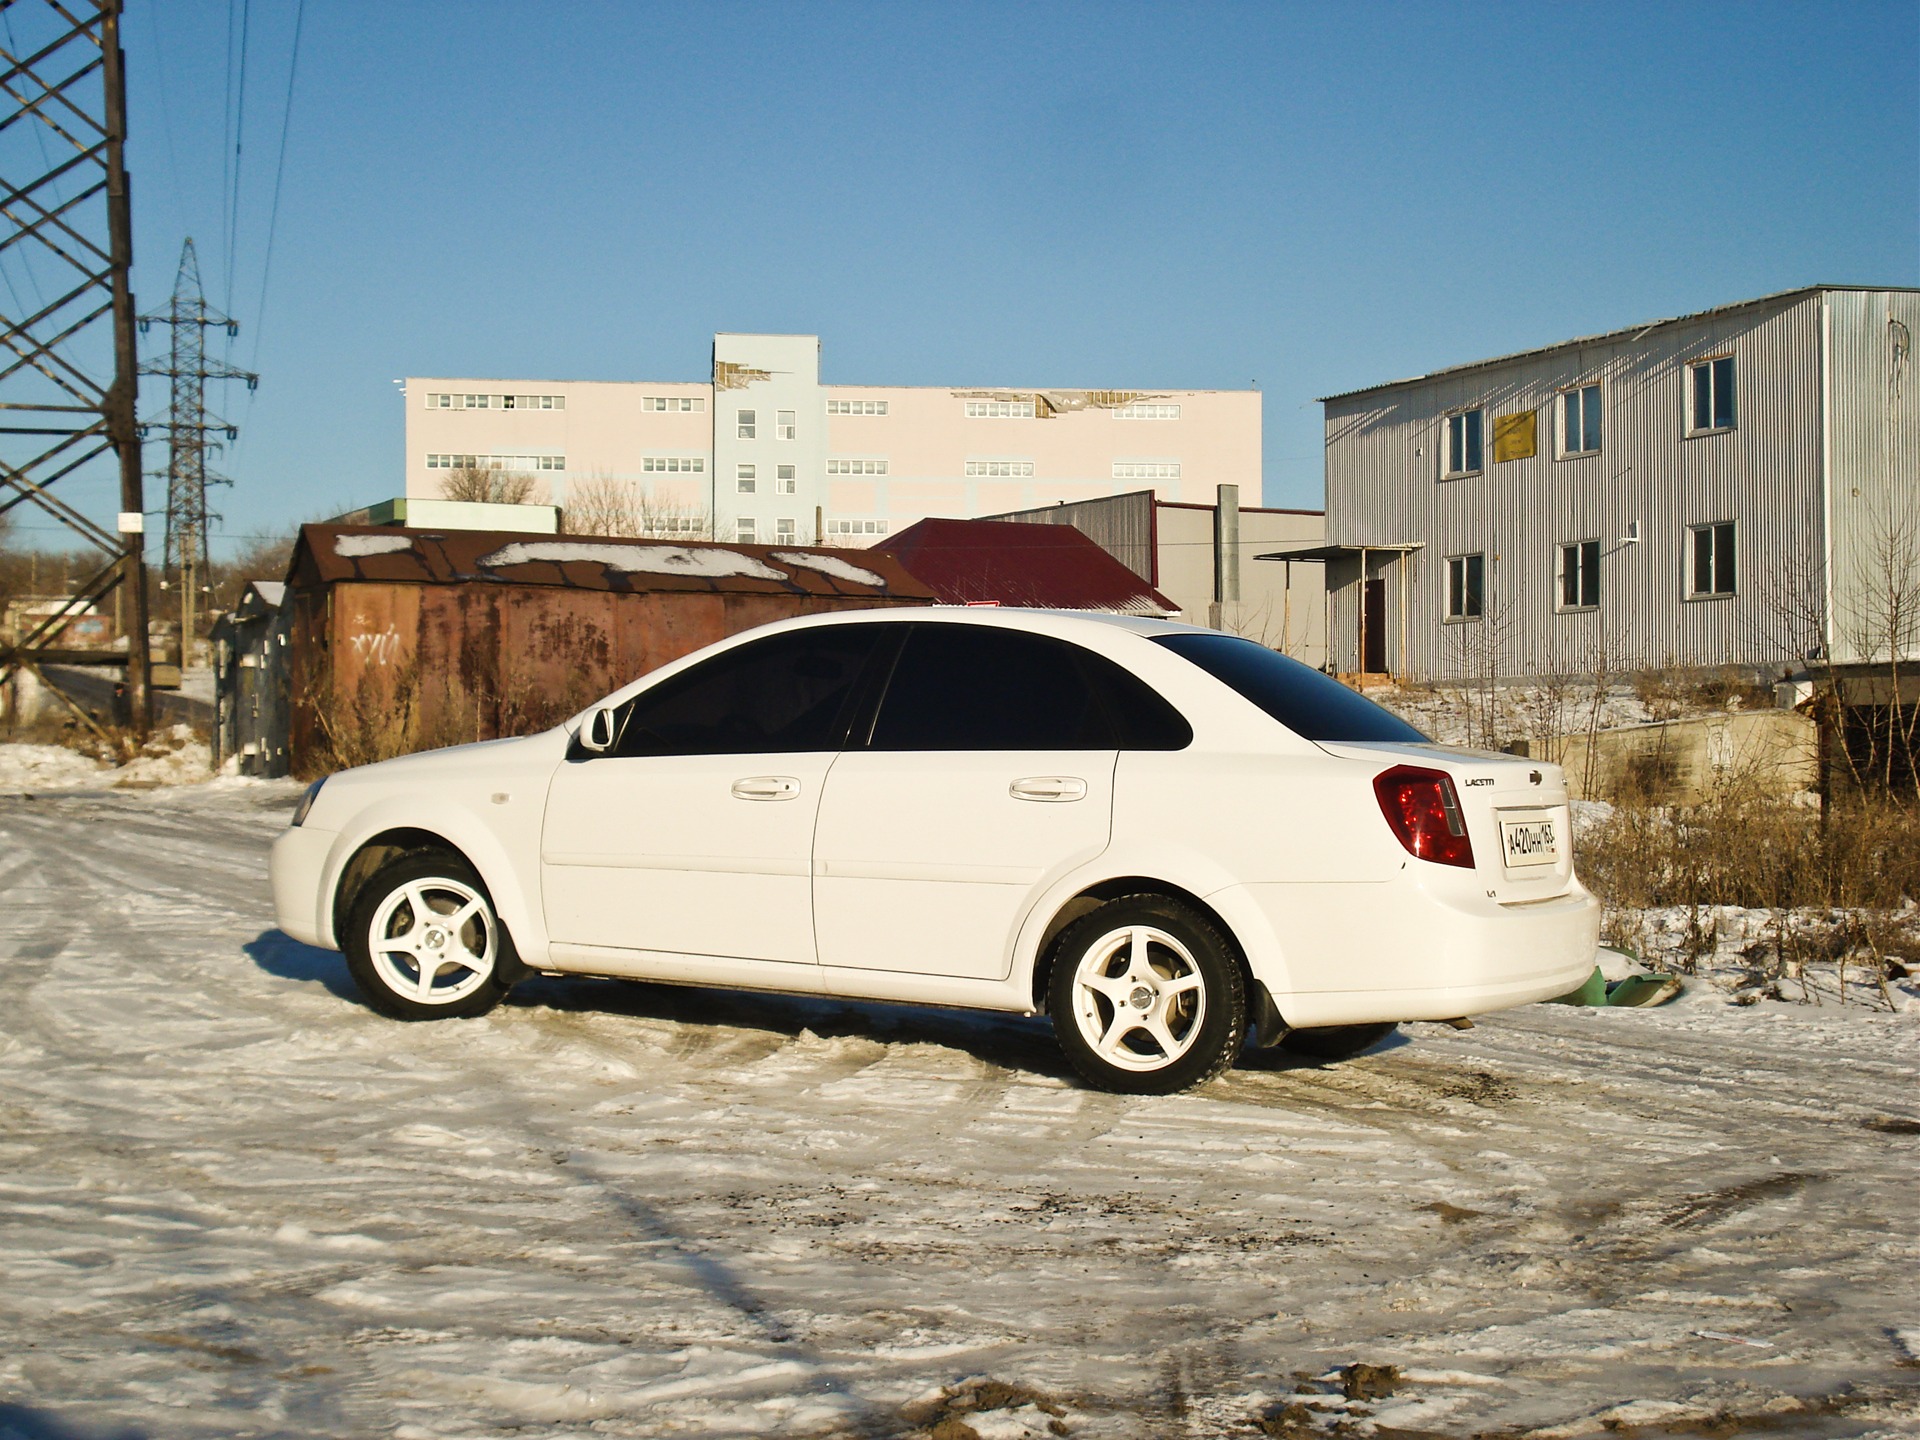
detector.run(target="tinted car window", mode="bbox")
[611,627,881,756]
[1082,649,1193,750]
[1153,632,1428,743]
[869,625,1116,751]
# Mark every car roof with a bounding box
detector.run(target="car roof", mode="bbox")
[764,604,1219,641]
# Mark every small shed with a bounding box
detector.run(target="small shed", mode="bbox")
[286,526,934,773]
[211,581,292,777]
[876,518,1177,613]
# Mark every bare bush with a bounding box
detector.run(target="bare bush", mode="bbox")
[1582,791,1920,915]
[439,463,545,506]
[563,473,710,540]
[302,657,601,776]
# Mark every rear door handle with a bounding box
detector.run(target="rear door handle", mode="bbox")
[1009,775,1087,803]
[732,775,801,801]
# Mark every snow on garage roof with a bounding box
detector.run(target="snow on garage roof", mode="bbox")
[292,525,934,600]
[876,518,1177,614]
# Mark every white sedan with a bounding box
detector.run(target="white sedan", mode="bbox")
[270,608,1599,1093]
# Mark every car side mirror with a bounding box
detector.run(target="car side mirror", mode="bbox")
[578,705,617,754]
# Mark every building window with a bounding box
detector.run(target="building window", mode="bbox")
[826,458,888,475]
[736,464,756,494]
[827,398,889,416]
[642,395,705,412]
[1558,539,1600,610]
[1444,409,1484,477]
[1112,461,1181,481]
[737,409,757,440]
[1446,553,1485,620]
[775,517,797,542]
[1689,522,1736,597]
[426,452,565,471]
[775,465,796,494]
[775,410,796,441]
[1560,384,1602,457]
[825,517,890,537]
[735,517,757,543]
[642,456,706,474]
[965,398,1035,419]
[425,393,566,411]
[1114,402,1182,420]
[965,459,1035,478]
[1689,356,1735,433]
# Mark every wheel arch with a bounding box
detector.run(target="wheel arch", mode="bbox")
[330,827,465,950]
[1026,876,1257,1015]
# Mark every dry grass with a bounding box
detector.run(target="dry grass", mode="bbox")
[1581,791,1920,913]
[302,659,599,775]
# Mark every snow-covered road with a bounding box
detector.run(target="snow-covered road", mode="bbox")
[2,782,1917,1438]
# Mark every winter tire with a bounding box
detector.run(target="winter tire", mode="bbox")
[1047,894,1245,1095]
[1279,1021,1398,1060]
[344,851,515,1020]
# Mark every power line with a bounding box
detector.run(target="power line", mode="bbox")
[246,0,304,380]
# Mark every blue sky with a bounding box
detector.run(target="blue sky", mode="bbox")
[16,0,1918,556]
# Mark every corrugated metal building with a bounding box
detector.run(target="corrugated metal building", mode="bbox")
[286,526,933,773]
[983,487,1328,666]
[1311,286,1920,682]
[875,518,1177,613]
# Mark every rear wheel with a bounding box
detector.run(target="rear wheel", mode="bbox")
[1048,895,1245,1095]
[344,851,515,1020]
[1279,1021,1398,1060]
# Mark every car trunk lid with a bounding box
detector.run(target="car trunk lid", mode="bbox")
[1317,740,1576,901]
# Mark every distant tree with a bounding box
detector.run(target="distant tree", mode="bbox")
[563,472,710,540]
[440,462,543,506]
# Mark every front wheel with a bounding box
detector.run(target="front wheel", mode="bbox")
[1047,895,1245,1095]
[344,851,515,1020]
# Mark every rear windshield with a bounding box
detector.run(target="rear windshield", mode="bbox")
[1153,633,1429,743]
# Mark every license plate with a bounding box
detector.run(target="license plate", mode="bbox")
[1499,814,1560,868]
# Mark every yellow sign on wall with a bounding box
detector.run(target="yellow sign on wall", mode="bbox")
[1493,409,1537,463]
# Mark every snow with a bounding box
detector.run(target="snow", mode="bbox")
[768,550,886,588]
[333,534,415,558]
[0,726,211,794]
[2,761,1918,1437]
[479,540,787,582]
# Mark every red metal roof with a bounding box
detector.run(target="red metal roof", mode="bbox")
[876,518,1176,614]
[291,525,935,601]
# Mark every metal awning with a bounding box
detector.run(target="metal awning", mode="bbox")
[1254,541,1423,562]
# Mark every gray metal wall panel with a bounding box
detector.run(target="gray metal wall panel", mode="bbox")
[988,491,1157,582]
[1826,290,1920,665]
[1324,292,1836,680]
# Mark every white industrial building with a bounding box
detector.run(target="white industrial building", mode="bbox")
[405,333,1263,546]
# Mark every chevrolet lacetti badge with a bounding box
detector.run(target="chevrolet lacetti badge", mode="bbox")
[270,611,1600,1095]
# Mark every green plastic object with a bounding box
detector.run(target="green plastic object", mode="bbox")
[1547,965,1684,1007]
[1606,973,1683,1007]
[1548,965,1610,1006]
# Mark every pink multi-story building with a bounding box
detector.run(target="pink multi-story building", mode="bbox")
[404,333,1262,546]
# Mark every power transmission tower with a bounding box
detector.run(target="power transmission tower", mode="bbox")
[0,0,152,733]
[139,238,256,650]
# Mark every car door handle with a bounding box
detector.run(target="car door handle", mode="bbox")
[731,775,801,801]
[1009,776,1087,803]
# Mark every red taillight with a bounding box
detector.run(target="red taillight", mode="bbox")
[1373,765,1475,868]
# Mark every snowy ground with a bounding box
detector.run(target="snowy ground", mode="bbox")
[3,771,1919,1438]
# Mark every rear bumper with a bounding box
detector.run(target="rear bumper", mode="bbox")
[269,825,338,949]
[1213,877,1600,1028]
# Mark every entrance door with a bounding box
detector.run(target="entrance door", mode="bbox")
[1362,577,1388,674]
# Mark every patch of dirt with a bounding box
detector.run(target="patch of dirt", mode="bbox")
[1860,1116,1920,1136]
[899,1376,1070,1439]
[1435,1070,1520,1105]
